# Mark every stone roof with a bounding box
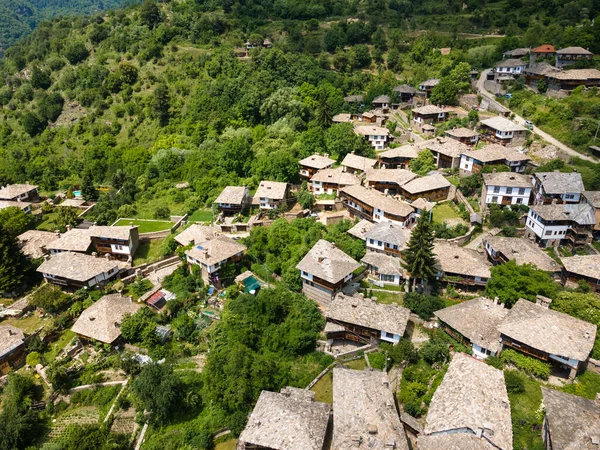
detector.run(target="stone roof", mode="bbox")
[373,95,390,103]
[561,254,600,280]
[465,144,530,163]
[393,84,417,94]
[499,299,597,362]
[214,186,248,205]
[340,184,415,218]
[435,297,509,353]
[480,116,527,132]
[60,198,87,207]
[548,68,600,81]
[344,94,364,103]
[333,368,410,450]
[326,293,410,336]
[365,168,418,186]
[238,387,331,450]
[445,127,478,138]
[378,144,420,160]
[347,219,376,240]
[299,154,336,170]
[495,58,527,68]
[482,172,532,188]
[503,48,530,57]
[46,228,93,252]
[71,294,140,344]
[0,183,38,200]
[185,235,246,266]
[524,62,560,76]
[89,225,135,241]
[418,432,499,450]
[541,387,600,450]
[365,221,410,248]
[17,230,57,259]
[37,252,120,282]
[532,44,556,53]
[423,352,513,450]
[410,197,434,211]
[361,252,403,276]
[534,172,585,195]
[530,203,595,225]
[0,200,32,211]
[485,236,561,272]
[296,239,360,283]
[433,241,492,279]
[401,174,451,194]
[0,325,25,359]
[333,113,353,123]
[583,191,600,207]
[255,181,288,200]
[354,125,390,137]
[311,167,361,186]
[420,78,440,87]
[412,105,447,115]
[556,46,593,55]
[175,224,220,246]
[422,137,469,158]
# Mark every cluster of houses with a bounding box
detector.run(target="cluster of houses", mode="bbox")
[0,182,39,214]
[494,45,599,94]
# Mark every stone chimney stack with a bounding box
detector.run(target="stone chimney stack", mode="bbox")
[536,295,552,309]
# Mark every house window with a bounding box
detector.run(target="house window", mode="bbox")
[506,187,513,195]
[518,188,525,195]
[493,186,500,193]
[491,196,498,203]
[545,230,552,236]
[516,198,523,204]
[381,274,396,282]
[369,239,375,245]
[384,331,395,338]
[564,194,575,200]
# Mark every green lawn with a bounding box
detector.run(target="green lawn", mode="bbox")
[215,440,238,450]
[2,314,46,334]
[432,203,460,224]
[36,212,61,231]
[372,291,404,305]
[43,330,76,362]
[344,358,367,371]
[133,238,167,266]
[188,209,213,223]
[114,219,172,233]
[508,373,545,450]
[310,371,333,404]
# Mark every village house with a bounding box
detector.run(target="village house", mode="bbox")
[71,294,140,345]
[0,200,32,214]
[525,203,596,248]
[354,125,391,150]
[359,111,379,123]
[324,293,410,344]
[0,325,26,374]
[418,78,439,98]
[0,182,39,202]
[213,186,251,215]
[418,353,513,450]
[361,252,404,285]
[298,154,336,179]
[411,105,448,133]
[59,198,88,208]
[237,387,331,450]
[296,239,360,306]
[411,197,435,217]
[479,116,528,146]
[17,230,57,259]
[365,168,418,195]
[499,298,597,379]
[332,368,410,450]
[344,94,364,104]
[340,153,377,174]
[582,191,600,234]
[493,58,527,79]
[185,235,247,287]
[524,62,561,90]
[435,297,509,359]
[332,113,353,123]
[392,84,417,105]
[89,225,139,261]
[311,167,360,195]
[422,137,468,169]
[347,219,375,241]
[555,46,594,68]
[371,94,390,109]
[433,241,492,288]
[174,224,219,247]
[340,184,416,226]
[363,220,410,256]
[444,127,479,146]
[560,255,600,293]
[481,172,533,209]
[484,236,561,274]
[46,228,93,254]
[541,388,600,450]
[399,173,452,202]
[545,68,600,92]
[532,172,585,205]
[254,181,289,210]
[377,145,419,169]
[37,251,120,289]
[530,44,556,63]
[503,48,530,59]
[460,144,530,174]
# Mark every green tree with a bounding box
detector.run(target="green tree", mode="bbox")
[0,206,34,237]
[402,214,436,290]
[325,123,374,161]
[30,66,51,90]
[81,170,98,202]
[64,41,90,65]
[21,111,46,136]
[38,92,64,122]
[409,149,436,175]
[372,27,387,51]
[56,206,79,231]
[403,292,445,319]
[0,374,42,450]
[0,224,29,293]
[154,206,170,219]
[430,77,459,105]
[297,189,316,209]
[152,84,170,126]
[140,0,162,29]
[132,363,183,423]
[29,284,72,313]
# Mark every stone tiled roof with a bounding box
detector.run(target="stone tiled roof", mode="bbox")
[255,181,288,200]
[378,145,420,159]
[534,172,585,194]
[341,153,378,172]
[422,137,469,158]
[361,252,403,276]
[299,154,336,170]
[89,225,135,241]
[465,144,530,163]
[482,172,532,188]
[541,387,600,450]
[333,368,410,450]
[185,235,246,266]
[410,197,434,211]
[560,255,600,280]
[480,116,527,132]
[524,62,560,76]
[347,219,375,240]
[485,236,560,272]
[332,113,353,123]
[433,241,492,279]
[175,224,220,246]
[401,174,451,194]
[344,94,364,103]
[46,228,93,252]
[418,432,499,450]
[36,252,120,282]
[423,353,513,450]
[583,191,600,207]
[373,95,390,103]
[0,200,32,211]
[60,198,87,207]
[17,230,57,259]
[365,221,411,248]
[365,168,418,186]
[354,125,390,137]
[0,325,25,359]
[548,68,600,81]
[412,105,447,115]
[393,84,417,94]
[238,387,331,450]
[71,294,140,344]
[311,167,361,186]
[556,46,593,55]
[499,299,597,362]
[214,186,248,205]
[419,78,440,87]
[326,293,410,336]
[435,297,509,353]
[503,48,530,57]
[495,58,527,68]
[340,184,415,218]
[445,127,478,138]
[296,239,360,283]
[530,203,595,225]
[0,183,38,200]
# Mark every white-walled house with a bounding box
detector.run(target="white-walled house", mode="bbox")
[354,126,391,150]
[339,184,416,226]
[253,181,289,210]
[494,58,527,78]
[525,203,596,247]
[532,172,584,205]
[361,252,404,286]
[481,172,532,210]
[479,116,528,146]
[185,235,246,287]
[460,144,530,174]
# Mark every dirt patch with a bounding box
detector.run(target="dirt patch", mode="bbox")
[53,102,88,127]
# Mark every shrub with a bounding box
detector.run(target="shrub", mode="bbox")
[368,351,386,370]
[420,340,449,364]
[154,206,170,219]
[501,349,550,379]
[505,370,526,394]
[486,355,504,370]
[404,292,445,320]
[26,352,41,367]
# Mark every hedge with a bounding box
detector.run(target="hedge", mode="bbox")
[501,349,550,379]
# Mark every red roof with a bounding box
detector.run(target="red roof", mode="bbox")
[532,44,556,53]
[147,291,166,309]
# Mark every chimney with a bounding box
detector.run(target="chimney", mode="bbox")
[66,224,72,231]
[595,393,600,407]
[26,181,29,185]
[55,231,61,238]
[92,252,98,258]
[105,253,111,260]
[536,295,552,309]
[493,297,499,305]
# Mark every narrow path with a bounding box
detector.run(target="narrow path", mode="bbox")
[103,378,130,423]
[70,380,128,392]
[476,69,597,163]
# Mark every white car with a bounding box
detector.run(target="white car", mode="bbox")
[524,120,534,129]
